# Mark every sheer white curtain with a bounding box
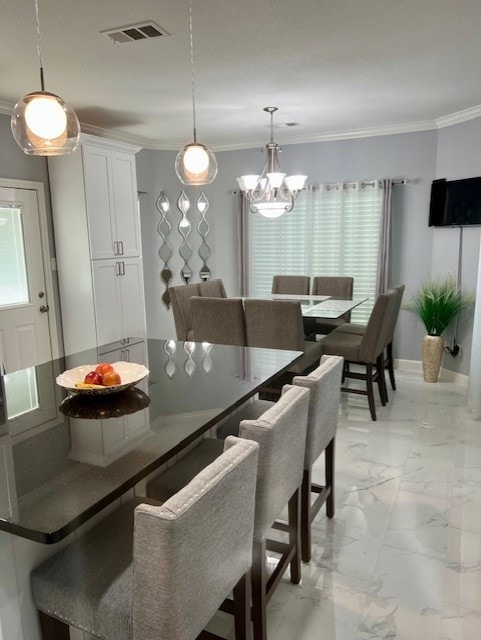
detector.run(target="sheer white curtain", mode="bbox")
[241,179,391,324]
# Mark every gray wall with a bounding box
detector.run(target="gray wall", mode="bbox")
[137,130,438,365]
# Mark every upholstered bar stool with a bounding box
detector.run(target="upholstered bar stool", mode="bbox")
[169,283,201,340]
[198,278,227,297]
[271,275,310,295]
[320,289,396,420]
[147,384,310,640]
[217,355,344,563]
[191,296,247,346]
[31,437,259,640]
[336,284,405,391]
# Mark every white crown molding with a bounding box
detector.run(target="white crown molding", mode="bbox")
[79,123,148,150]
[436,104,481,129]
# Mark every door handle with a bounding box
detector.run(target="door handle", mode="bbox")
[39,305,49,313]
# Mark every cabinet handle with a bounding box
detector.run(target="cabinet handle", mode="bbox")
[116,261,120,276]
[114,241,119,256]
[121,261,125,276]
[119,240,124,256]
[125,349,130,362]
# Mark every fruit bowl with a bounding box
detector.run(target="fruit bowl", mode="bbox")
[56,362,149,395]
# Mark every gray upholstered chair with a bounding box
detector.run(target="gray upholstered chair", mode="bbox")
[190,296,247,346]
[271,275,310,295]
[244,299,323,382]
[198,278,227,298]
[320,289,397,420]
[31,437,259,640]
[336,284,405,391]
[217,355,344,563]
[147,384,310,640]
[309,276,354,335]
[169,283,201,341]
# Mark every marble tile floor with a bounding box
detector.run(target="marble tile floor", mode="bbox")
[207,370,481,639]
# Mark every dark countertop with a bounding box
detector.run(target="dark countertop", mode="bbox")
[0,338,301,543]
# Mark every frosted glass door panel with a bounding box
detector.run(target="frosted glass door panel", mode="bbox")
[0,206,29,307]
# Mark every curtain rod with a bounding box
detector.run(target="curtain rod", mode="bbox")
[231,178,408,196]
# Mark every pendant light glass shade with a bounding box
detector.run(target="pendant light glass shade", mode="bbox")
[11,90,80,156]
[11,0,80,156]
[237,107,307,218]
[175,0,217,185]
[175,142,217,185]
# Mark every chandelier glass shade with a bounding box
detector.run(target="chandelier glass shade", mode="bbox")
[11,0,80,156]
[237,107,307,218]
[175,0,217,185]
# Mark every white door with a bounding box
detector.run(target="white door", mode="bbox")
[0,187,52,372]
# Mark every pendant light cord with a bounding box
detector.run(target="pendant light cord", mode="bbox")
[34,0,45,91]
[189,0,197,143]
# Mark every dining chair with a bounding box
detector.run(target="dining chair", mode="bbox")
[244,298,323,372]
[169,283,201,340]
[217,355,344,563]
[198,278,227,298]
[31,437,259,640]
[336,284,405,391]
[191,296,247,346]
[319,289,396,420]
[147,384,310,640]
[271,275,310,295]
[310,276,354,335]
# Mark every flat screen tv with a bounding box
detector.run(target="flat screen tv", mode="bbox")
[429,177,481,226]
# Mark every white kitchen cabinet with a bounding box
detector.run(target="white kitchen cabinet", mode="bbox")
[49,134,146,355]
[83,145,141,260]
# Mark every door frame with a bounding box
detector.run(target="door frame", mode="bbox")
[0,177,60,361]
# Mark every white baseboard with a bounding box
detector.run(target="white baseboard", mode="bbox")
[395,359,469,388]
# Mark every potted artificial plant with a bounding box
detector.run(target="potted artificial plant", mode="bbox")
[404,275,474,382]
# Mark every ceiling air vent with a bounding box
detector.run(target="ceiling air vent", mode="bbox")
[101,22,170,44]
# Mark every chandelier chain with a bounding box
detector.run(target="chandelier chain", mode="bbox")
[34,0,45,91]
[189,0,197,143]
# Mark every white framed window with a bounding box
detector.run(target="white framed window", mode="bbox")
[248,181,385,323]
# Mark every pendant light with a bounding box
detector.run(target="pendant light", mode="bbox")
[175,0,217,185]
[237,107,307,218]
[11,0,80,156]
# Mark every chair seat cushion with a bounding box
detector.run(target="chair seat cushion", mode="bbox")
[321,330,363,362]
[335,322,366,336]
[147,438,224,502]
[289,341,323,373]
[31,498,156,640]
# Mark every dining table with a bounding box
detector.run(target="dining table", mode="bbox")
[0,337,302,544]
[269,293,369,318]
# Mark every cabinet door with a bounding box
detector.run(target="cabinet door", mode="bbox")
[119,258,147,341]
[91,261,123,346]
[83,145,116,260]
[111,152,142,258]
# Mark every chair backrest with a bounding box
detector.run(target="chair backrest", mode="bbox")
[385,284,405,343]
[169,283,201,340]
[198,279,227,298]
[244,299,305,351]
[239,384,309,540]
[359,289,397,362]
[312,276,354,321]
[133,436,259,640]
[271,275,310,295]
[292,354,344,469]
[191,296,247,346]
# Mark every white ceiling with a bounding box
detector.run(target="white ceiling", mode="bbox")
[2,0,481,151]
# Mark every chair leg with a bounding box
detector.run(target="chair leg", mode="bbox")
[233,571,252,640]
[38,611,70,640]
[326,437,335,519]
[366,364,377,421]
[288,487,301,583]
[300,468,311,563]
[377,354,388,406]
[387,342,396,390]
[251,539,267,640]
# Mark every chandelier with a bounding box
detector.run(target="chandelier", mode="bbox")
[11,0,80,156]
[237,107,307,218]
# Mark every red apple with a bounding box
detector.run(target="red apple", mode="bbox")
[95,362,114,375]
[84,370,103,385]
[101,370,121,386]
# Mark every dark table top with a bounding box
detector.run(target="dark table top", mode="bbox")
[0,338,301,543]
